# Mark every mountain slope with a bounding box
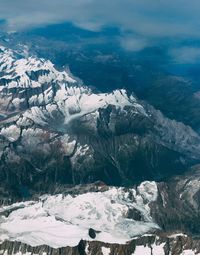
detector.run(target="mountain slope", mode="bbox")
[1,45,200,255]
[1,167,200,254]
[0,46,200,199]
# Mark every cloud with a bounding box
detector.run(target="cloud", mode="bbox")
[170,47,200,64]
[1,0,200,53]
[120,35,149,52]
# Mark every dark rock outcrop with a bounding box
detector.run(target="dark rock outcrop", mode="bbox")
[0,46,200,199]
[1,234,200,255]
[88,228,96,239]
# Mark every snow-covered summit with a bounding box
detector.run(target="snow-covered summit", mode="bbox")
[0,45,146,121]
[0,45,75,89]
[0,45,79,114]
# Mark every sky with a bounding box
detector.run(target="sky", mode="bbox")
[1,0,200,63]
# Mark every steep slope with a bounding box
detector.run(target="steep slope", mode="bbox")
[1,168,200,254]
[1,234,200,255]
[0,182,158,247]
[1,45,200,254]
[0,45,76,117]
[0,46,200,199]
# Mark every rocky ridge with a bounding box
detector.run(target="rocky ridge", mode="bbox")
[1,233,200,255]
[0,45,200,254]
[1,167,200,254]
[0,46,200,199]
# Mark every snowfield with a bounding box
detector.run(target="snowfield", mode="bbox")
[0,182,159,248]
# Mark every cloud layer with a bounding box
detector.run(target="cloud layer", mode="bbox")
[1,0,200,58]
[0,0,199,37]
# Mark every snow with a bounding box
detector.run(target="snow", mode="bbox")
[0,125,21,142]
[18,87,146,129]
[132,243,165,255]
[16,116,32,127]
[0,46,158,249]
[131,238,197,255]
[101,247,110,255]
[12,97,25,106]
[130,235,166,254]
[60,89,145,125]
[0,45,149,132]
[181,250,197,255]
[137,181,158,202]
[71,144,90,163]
[133,181,158,222]
[1,216,89,247]
[133,245,151,255]
[0,45,76,91]
[151,243,165,255]
[59,135,77,156]
[0,183,159,248]
[169,233,187,238]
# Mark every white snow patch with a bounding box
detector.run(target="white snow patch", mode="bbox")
[133,243,165,255]
[101,247,110,255]
[0,45,76,94]
[0,125,21,142]
[169,233,187,238]
[152,243,165,255]
[133,245,151,255]
[18,88,147,129]
[181,250,196,255]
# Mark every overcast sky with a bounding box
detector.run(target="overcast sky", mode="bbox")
[1,0,200,62]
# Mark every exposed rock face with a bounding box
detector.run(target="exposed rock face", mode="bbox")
[1,170,200,254]
[88,229,96,239]
[0,46,200,199]
[0,182,159,248]
[1,234,200,255]
[151,165,200,236]
[0,45,76,114]
[1,45,200,254]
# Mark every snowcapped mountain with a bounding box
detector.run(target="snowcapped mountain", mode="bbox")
[0,45,146,126]
[0,45,144,116]
[1,45,200,254]
[0,45,200,199]
[1,170,200,254]
[0,45,76,115]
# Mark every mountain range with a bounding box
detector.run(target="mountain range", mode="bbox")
[0,44,200,255]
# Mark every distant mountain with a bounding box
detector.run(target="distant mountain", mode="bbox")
[2,30,200,133]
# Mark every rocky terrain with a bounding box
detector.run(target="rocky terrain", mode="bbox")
[0,46,200,199]
[1,233,200,255]
[0,45,200,254]
[1,168,200,254]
